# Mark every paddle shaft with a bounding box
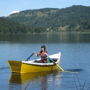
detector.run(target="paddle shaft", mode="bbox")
[46,54,65,72]
[25,53,34,61]
[56,64,65,72]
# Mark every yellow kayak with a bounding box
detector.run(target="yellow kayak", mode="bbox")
[8,52,61,73]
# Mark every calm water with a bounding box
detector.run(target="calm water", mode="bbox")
[0,32,90,90]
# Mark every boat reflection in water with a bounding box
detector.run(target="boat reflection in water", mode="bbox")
[9,71,62,90]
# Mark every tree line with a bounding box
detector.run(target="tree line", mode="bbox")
[0,5,90,34]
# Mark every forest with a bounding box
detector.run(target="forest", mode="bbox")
[0,5,90,34]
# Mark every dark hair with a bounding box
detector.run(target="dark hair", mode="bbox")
[41,45,46,49]
[40,45,47,53]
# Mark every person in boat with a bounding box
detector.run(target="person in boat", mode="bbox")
[34,45,48,63]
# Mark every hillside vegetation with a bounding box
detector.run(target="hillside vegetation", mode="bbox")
[0,17,46,34]
[0,5,90,34]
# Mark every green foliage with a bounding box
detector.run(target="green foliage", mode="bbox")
[0,5,90,34]
[0,17,46,34]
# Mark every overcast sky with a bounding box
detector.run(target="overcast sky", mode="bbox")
[0,0,90,16]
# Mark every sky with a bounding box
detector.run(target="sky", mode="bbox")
[0,0,90,16]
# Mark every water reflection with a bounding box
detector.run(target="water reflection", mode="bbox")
[0,32,90,43]
[41,76,47,90]
[9,71,61,90]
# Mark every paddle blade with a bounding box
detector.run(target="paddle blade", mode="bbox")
[56,64,64,72]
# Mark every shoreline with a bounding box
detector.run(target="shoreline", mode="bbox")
[0,31,90,35]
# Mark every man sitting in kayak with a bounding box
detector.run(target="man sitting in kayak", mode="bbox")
[34,45,48,63]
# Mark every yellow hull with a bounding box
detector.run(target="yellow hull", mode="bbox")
[8,61,58,73]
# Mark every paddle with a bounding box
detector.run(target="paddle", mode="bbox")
[56,64,64,72]
[56,63,78,73]
[46,54,78,73]
[25,53,34,61]
[53,61,78,73]
[45,54,65,72]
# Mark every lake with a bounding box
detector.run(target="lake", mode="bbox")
[0,32,90,90]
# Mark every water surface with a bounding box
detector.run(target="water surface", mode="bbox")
[0,32,90,90]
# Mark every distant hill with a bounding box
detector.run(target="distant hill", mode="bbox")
[0,17,46,34]
[0,5,90,34]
